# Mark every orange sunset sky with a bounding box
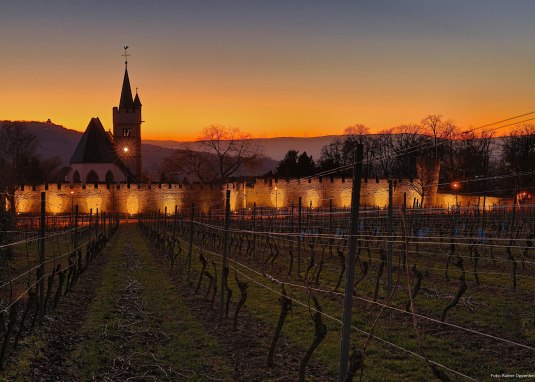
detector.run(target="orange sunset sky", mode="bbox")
[2,1,535,140]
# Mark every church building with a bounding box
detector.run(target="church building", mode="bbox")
[66,49,143,184]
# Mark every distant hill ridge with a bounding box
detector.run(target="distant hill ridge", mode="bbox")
[0,121,282,178]
[145,135,338,162]
[1,120,343,162]
[1,121,505,178]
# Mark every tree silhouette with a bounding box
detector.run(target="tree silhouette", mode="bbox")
[275,150,316,178]
[0,122,40,218]
[199,125,262,180]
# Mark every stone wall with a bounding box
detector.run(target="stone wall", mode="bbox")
[14,183,224,215]
[13,177,502,215]
[230,177,423,209]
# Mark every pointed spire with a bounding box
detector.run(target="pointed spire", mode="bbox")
[119,68,134,111]
[133,88,142,110]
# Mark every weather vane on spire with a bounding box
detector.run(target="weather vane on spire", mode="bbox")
[122,45,130,68]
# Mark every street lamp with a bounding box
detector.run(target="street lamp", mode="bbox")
[122,146,130,182]
[70,191,74,225]
[451,181,460,208]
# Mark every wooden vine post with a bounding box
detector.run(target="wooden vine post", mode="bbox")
[73,205,79,250]
[329,198,333,236]
[162,206,168,252]
[38,192,46,325]
[95,208,99,241]
[187,203,195,281]
[252,202,256,260]
[298,196,302,277]
[338,144,363,382]
[220,189,231,319]
[387,179,393,296]
[171,205,178,261]
[507,189,518,291]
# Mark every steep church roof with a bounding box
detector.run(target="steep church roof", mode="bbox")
[70,117,136,180]
[119,68,134,111]
[133,91,142,110]
[70,118,120,163]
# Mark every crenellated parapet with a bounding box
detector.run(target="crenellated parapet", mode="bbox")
[228,176,425,210]
[14,175,501,215]
[14,182,226,215]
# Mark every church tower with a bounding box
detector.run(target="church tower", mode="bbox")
[113,47,142,180]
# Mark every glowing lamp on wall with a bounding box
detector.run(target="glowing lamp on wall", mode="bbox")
[451,181,461,208]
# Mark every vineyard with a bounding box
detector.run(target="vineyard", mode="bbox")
[0,189,534,381]
[0,201,118,377]
[137,196,535,381]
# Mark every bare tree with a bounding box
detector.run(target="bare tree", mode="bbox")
[392,124,428,179]
[39,157,63,183]
[343,124,374,177]
[160,146,218,183]
[319,139,344,171]
[421,114,456,160]
[0,122,39,217]
[373,129,395,178]
[198,125,263,180]
[479,130,495,178]
[409,157,440,207]
[502,124,535,188]
[344,124,369,138]
[421,114,442,159]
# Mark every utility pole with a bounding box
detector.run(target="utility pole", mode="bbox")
[338,144,363,382]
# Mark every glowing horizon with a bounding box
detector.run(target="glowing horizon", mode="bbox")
[2,1,535,141]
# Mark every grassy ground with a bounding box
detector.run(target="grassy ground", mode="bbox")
[184,243,442,382]
[69,223,234,380]
[1,223,234,381]
[2,218,532,381]
[169,223,535,382]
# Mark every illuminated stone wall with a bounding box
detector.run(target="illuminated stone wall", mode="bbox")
[230,177,421,209]
[14,183,225,215]
[14,178,502,215]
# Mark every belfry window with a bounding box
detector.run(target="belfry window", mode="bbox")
[123,128,131,137]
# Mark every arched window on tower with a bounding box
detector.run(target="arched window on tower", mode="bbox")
[73,170,81,183]
[105,170,114,184]
[86,170,99,184]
